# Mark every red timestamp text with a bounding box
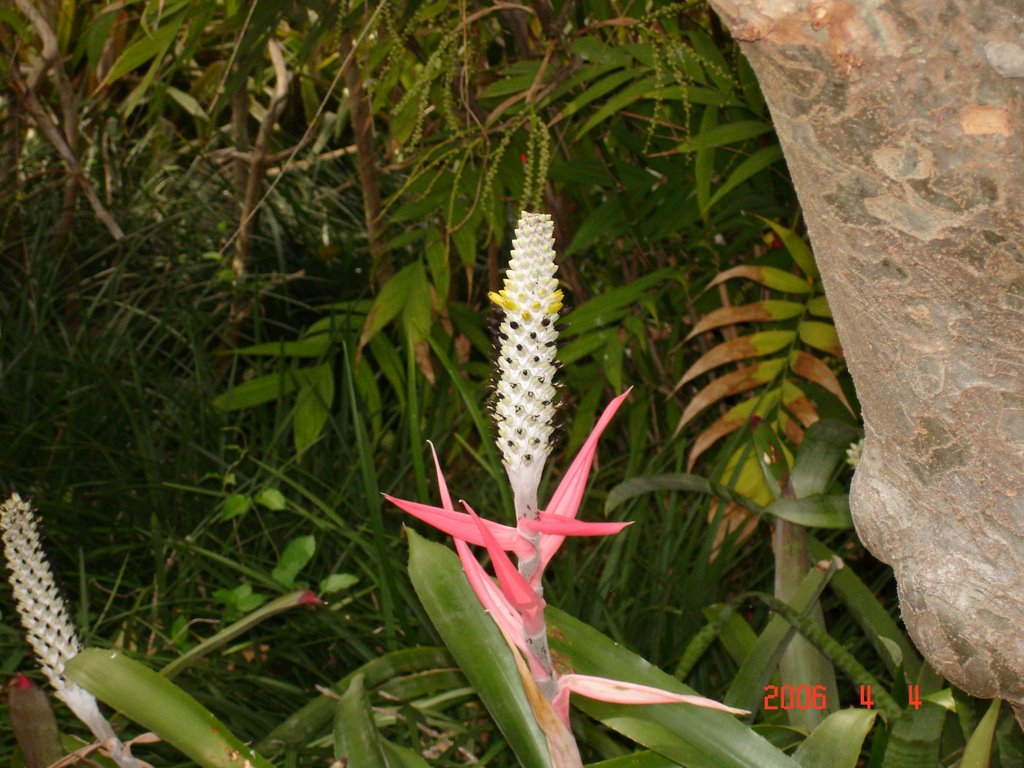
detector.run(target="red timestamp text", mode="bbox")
[763,684,828,711]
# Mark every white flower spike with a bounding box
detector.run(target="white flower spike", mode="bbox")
[488,211,563,523]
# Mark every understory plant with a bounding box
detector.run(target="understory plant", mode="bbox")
[387,212,746,765]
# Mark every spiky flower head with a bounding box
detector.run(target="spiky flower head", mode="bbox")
[488,212,563,518]
[0,494,122,753]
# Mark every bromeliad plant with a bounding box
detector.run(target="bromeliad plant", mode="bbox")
[386,212,746,765]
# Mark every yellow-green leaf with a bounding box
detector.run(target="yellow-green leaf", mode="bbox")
[806,295,833,318]
[798,321,843,358]
[707,265,813,294]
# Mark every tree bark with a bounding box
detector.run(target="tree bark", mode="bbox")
[707,0,1024,703]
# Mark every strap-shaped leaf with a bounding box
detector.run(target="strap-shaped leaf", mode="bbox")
[676,331,795,390]
[792,709,877,768]
[806,295,832,318]
[334,674,388,768]
[686,301,805,341]
[545,607,799,768]
[781,380,821,428]
[406,531,551,768]
[65,649,276,768]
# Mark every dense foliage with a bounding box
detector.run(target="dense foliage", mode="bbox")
[1,1,1020,766]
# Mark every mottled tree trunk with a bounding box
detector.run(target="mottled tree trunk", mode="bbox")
[707,0,1024,705]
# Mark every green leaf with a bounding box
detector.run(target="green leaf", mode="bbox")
[105,15,183,84]
[881,702,946,768]
[724,566,835,714]
[808,537,922,681]
[756,218,819,280]
[294,364,334,457]
[230,338,333,357]
[257,647,454,755]
[254,488,287,511]
[767,496,853,529]
[221,493,251,521]
[213,371,301,411]
[559,68,634,120]
[589,751,681,768]
[402,262,433,344]
[789,420,860,499]
[358,262,423,351]
[272,535,317,588]
[961,699,1001,768]
[546,607,798,768]
[406,531,551,768]
[677,120,774,151]
[161,590,320,679]
[702,145,784,218]
[792,708,877,768]
[319,572,359,594]
[66,649,276,768]
[334,674,388,767]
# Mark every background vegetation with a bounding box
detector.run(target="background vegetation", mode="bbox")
[1,1,1019,766]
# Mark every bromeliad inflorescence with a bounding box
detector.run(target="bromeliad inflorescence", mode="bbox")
[1,493,141,768]
[386,211,745,765]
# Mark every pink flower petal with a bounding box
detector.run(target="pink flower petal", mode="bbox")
[540,390,631,567]
[558,673,749,715]
[454,538,528,654]
[427,440,455,512]
[521,512,632,537]
[385,494,530,557]
[463,502,545,623]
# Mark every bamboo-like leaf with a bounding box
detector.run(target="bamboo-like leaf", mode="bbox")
[65,649,276,768]
[676,120,774,152]
[792,709,877,768]
[358,262,423,353]
[104,15,183,85]
[701,145,784,217]
[679,358,786,429]
[212,370,302,411]
[685,301,805,341]
[677,331,795,390]
[707,266,813,295]
[294,364,334,457]
[798,321,843,358]
[755,217,819,280]
[789,351,854,414]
